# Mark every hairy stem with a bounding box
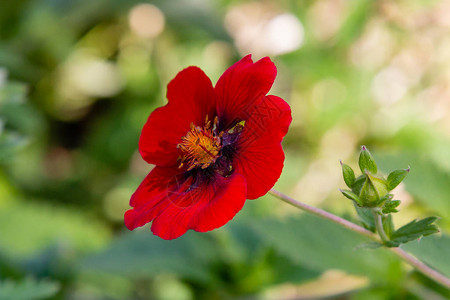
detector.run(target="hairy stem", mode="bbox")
[268,189,375,239]
[268,189,450,289]
[372,209,390,244]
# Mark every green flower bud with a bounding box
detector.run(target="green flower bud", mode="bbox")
[340,146,406,209]
[358,173,389,207]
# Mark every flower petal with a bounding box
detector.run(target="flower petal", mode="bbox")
[215,55,277,130]
[150,172,247,239]
[139,67,216,167]
[125,166,247,240]
[234,95,292,199]
[124,167,183,230]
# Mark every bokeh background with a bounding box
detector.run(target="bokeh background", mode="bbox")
[1,0,450,299]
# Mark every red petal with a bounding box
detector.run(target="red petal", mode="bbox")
[234,95,292,199]
[151,173,247,239]
[139,67,216,167]
[125,167,247,240]
[215,55,277,129]
[124,167,182,230]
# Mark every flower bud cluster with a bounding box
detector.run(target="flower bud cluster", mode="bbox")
[340,146,409,211]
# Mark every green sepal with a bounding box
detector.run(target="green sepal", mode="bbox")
[340,161,355,188]
[382,199,401,214]
[351,175,366,195]
[390,217,439,245]
[340,189,362,206]
[358,146,377,174]
[386,167,410,191]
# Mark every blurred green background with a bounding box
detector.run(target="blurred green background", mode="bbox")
[1,0,450,299]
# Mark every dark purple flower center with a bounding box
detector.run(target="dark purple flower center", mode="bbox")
[177,115,245,178]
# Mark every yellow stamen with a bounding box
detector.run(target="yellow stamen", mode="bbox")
[177,116,222,171]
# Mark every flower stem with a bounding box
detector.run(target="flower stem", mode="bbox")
[372,209,389,244]
[268,188,375,239]
[268,189,450,289]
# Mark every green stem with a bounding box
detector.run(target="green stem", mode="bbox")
[269,189,450,289]
[372,209,389,244]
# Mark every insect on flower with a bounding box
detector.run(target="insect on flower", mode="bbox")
[124,55,292,239]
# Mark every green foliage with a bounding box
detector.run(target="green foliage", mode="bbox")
[343,151,391,208]
[1,0,450,298]
[378,154,450,221]
[0,201,110,258]
[250,214,401,281]
[0,81,42,162]
[81,223,321,297]
[389,217,440,247]
[0,81,27,104]
[354,205,376,232]
[341,147,439,251]
[382,199,401,214]
[82,231,215,282]
[0,132,28,162]
[0,278,59,300]
[403,235,450,278]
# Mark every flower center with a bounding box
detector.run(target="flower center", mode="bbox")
[178,116,223,171]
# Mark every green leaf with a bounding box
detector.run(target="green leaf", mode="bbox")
[0,81,27,105]
[251,214,402,281]
[354,205,375,232]
[0,201,110,258]
[359,145,377,174]
[377,154,450,220]
[81,231,216,282]
[402,235,450,278]
[226,222,320,287]
[382,200,401,214]
[377,194,394,207]
[0,131,29,162]
[340,161,355,188]
[0,278,59,300]
[83,222,321,291]
[0,81,42,136]
[387,168,410,191]
[390,217,439,245]
[340,189,362,206]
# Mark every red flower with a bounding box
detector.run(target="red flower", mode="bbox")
[124,55,292,239]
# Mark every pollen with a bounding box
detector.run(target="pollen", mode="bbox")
[178,116,222,171]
